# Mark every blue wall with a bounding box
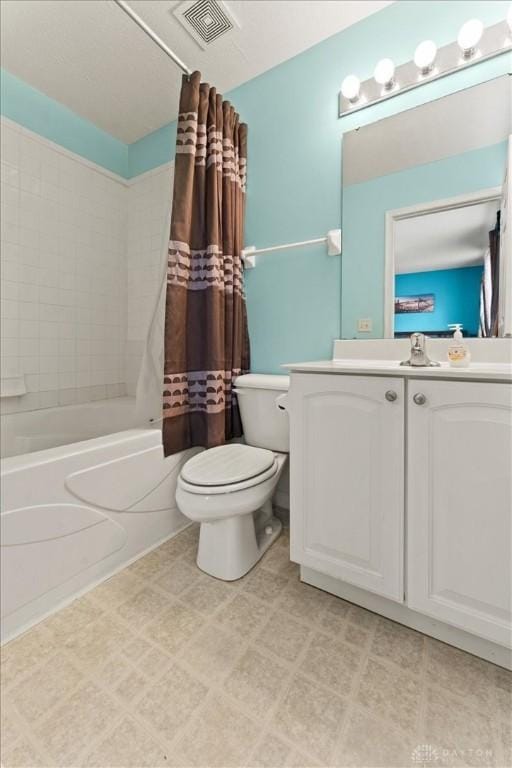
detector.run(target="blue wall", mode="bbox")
[1,1,510,370]
[395,266,483,336]
[0,69,128,177]
[128,122,176,179]
[119,1,510,371]
[230,1,510,370]
[342,140,507,338]
[128,2,509,371]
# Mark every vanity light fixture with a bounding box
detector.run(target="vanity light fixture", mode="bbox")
[457,18,484,59]
[414,40,437,75]
[339,15,511,116]
[341,74,361,103]
[374,58,396,90]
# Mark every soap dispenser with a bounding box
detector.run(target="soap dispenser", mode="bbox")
[447,324,471,367]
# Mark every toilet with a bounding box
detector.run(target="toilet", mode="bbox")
[175,374,289,580]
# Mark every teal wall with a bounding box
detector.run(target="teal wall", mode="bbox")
[128,122,176,178]
[0,69,128,176]
[342,140,507,338]
[1,1,510,371]
[118,1,510,371]
[231,1,510,369]
[395,266,483,336]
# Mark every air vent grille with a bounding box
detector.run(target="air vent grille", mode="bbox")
[174,0,238,49]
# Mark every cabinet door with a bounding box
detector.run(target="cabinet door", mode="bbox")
[407,380,512,647]
[290,374,404,601]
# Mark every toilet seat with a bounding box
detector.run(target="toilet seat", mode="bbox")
[179,444,278,495]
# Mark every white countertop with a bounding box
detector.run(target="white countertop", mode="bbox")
[283,359,512,382]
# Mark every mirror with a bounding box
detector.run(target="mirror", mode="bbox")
[341,76,511,339]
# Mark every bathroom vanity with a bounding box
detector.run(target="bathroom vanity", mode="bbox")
[286,339,512,668]
[305,72,512,667]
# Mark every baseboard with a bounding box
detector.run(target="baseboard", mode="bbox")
[301,566,512,670]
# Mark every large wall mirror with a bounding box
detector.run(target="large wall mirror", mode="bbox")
[341,76,511,339]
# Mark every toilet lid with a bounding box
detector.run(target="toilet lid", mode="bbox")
[181,444,275,486]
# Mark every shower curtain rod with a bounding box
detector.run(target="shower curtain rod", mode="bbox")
[113,0,192,76]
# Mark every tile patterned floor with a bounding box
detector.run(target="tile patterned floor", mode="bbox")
[1,524,511,768]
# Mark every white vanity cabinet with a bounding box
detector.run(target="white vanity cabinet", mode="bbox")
[289,374,405,601]
[407,379,512,648]
[289,367,512,659]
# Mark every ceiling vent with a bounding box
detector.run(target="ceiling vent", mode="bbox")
[173,0,239,49]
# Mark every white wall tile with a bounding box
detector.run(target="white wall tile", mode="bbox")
[1,118,172,414]
[1,119,129,411]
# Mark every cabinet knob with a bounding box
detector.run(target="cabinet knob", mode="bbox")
[413,393,427,405]
[385,390,398,402]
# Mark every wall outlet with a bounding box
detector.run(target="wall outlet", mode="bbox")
[358,318,373,332]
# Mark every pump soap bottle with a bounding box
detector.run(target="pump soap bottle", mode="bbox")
[447,324,471,367]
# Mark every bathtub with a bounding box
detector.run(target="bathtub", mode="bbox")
[0,397,200,643]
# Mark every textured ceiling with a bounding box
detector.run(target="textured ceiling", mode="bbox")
[395,201,500,274]
[0,0,392,144]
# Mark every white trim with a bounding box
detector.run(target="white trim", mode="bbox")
[1,115,174,185]
[384,187,502,338]
[1,115,128,186]
[302,566,512,670]
[126,161,174,185]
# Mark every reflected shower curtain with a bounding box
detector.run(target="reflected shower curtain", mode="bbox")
[162,71,250,456]
[480,212,500,337]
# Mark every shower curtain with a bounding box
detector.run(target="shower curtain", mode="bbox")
[162,71,250,456]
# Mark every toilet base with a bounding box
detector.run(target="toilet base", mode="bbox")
[196,503,282,581]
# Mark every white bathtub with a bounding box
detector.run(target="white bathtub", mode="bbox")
[0,397,200,643]
[1,396,141,458]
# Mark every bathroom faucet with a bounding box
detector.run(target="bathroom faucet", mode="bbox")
[400,333,440,367]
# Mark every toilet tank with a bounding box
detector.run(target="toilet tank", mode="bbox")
[234,374,289,453]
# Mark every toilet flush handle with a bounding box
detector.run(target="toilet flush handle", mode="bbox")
[275,393,289,412]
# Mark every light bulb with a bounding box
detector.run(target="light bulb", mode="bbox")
[457,18,483,57]
[414,40,437,74]
[341,74,361,103]
[374,58,395,89]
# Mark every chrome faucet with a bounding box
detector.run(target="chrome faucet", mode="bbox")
[400,333,440,367]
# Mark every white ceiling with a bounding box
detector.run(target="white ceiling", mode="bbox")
[0,0,392,144]
[395,200,500,274]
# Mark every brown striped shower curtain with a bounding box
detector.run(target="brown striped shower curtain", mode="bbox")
[162,71,250,456]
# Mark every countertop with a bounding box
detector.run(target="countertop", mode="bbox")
[283,359,512,383]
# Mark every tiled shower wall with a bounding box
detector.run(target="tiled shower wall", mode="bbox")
[0,118,127,411]
[0,117,173,412]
